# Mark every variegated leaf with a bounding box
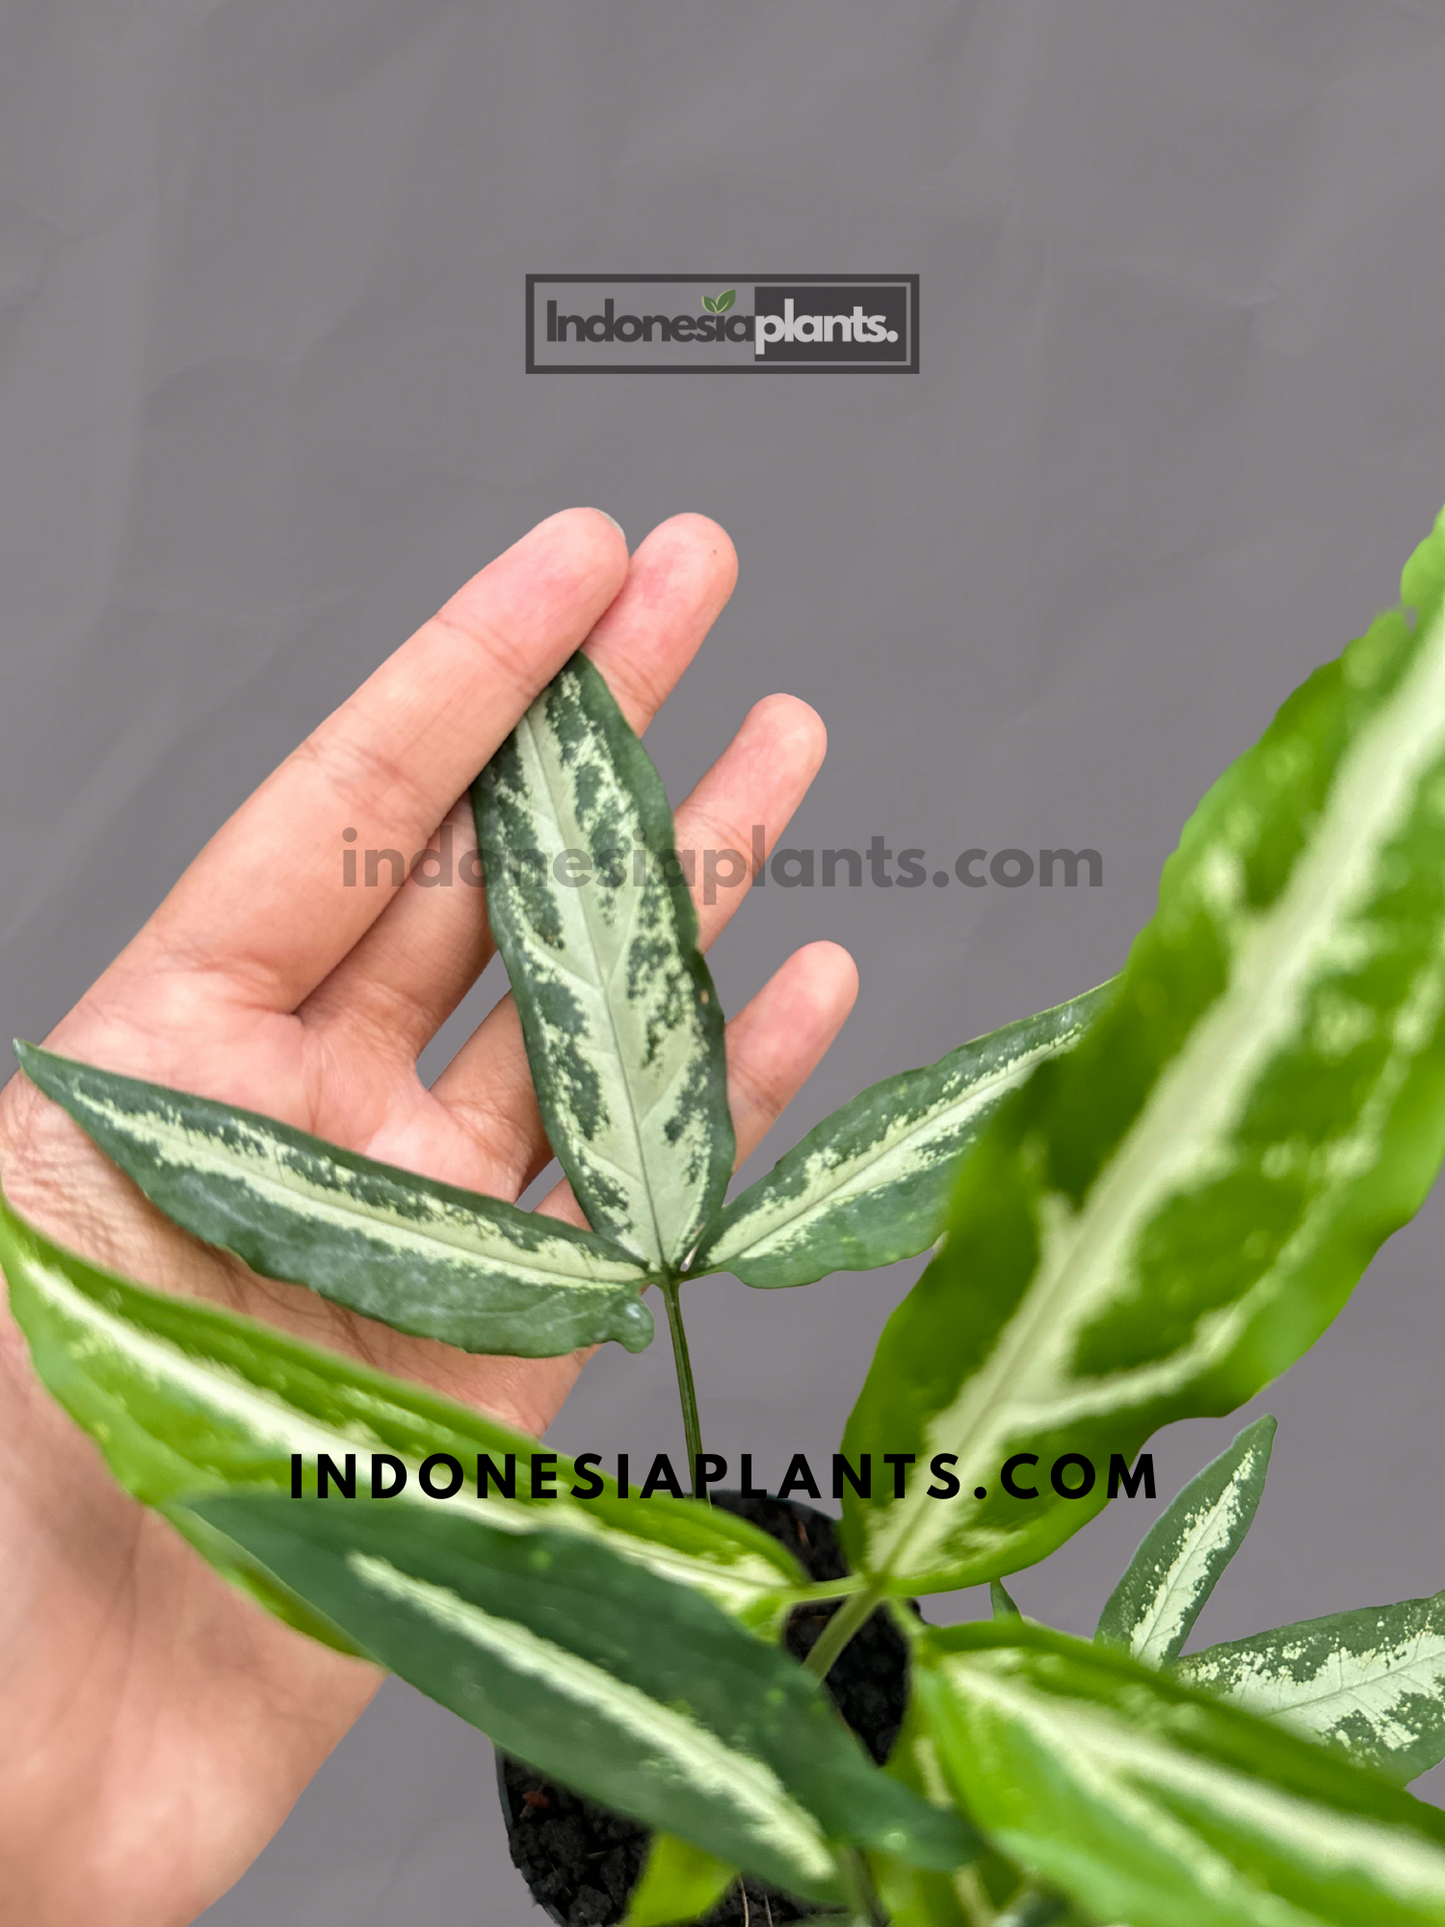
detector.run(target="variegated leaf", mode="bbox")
[843,509,1445,1594]
[472,653,732,1270]
[182,1496,979,1899]
[0,1192,801,1631]
[915,1619,1445,1927]
[1175,1589,1445,1786]
[1096,1415,1275,1666]
[14,1043,654,1358]
[692,986,1113,1290]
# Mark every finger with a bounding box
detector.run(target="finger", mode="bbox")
[429,693,827,1187]
[299,515,739,1059]
[115,508,630,1012]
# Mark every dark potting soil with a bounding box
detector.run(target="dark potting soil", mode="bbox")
[496,1492,915,1926]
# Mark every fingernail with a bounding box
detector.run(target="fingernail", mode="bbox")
[589,508,628,546]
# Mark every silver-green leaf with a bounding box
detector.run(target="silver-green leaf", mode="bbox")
[14,1043,655,1358]
[473,653,733,1271]
[0,1192,802,1631]
[693,987,1113,1289]
[1175,1589,1445,1786]
[1095,1415,1275,1666]
[843,508,1445,1595]
[182,1495,979,1901]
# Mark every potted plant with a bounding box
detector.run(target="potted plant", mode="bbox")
[7,506,1445,1926]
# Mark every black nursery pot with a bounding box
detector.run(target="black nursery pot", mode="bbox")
[495,1493,915,1927]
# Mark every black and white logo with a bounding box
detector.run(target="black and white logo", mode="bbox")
[527,275,918,373]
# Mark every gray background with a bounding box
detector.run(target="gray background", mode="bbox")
[4,1,1445,1918]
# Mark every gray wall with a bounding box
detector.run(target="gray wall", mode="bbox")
[4,2,1445,1919]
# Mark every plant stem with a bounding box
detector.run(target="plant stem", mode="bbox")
[803,1585,880,1681]
[659,1275,705,1499]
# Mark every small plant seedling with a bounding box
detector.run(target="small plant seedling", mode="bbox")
[11,506,1445,1924]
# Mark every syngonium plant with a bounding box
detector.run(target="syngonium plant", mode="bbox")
[11,508,1445,1925]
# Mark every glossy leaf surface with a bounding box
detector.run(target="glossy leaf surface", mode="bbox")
[1096,1415,1275,1665]
[694,988,1111,1289]
[845,512,1445,1593]
[188,1495,977,1901]
[0,1193,802,1628]
[473,653,733,1270]
[15,1043,654,1358]
[917,1620,1445,1927]
[1175,1588,1445,1786]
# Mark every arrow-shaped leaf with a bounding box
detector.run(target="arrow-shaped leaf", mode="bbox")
[473,653,733,1271]
[693,985,1111,1289]
[843,509,1445,1594]
[1175,1589,1445,1786]
[14,1043,654,1358]
[183,1494,979,1902]
[1096,1415,1275,1666]
[0,1192,801,1630]
[915,1619,1445,1927]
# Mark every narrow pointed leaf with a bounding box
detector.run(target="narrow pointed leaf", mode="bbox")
[184,1495,979,1898]
[473,653,733,1270]
[624,1834,735,1925]
[14,1043,654,1358]
[916,1619,1445,1927]
[693,987,1112,1289]
[991,1579,1022,1620]
[1096,1415,1275,1666]
[844,510,1445,1594]
[0,1192,803,1629]
[1175,1589,1445,1786]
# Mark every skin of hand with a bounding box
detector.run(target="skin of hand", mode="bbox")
[0,509,859,1927]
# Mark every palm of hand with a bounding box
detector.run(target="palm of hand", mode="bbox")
[0,510,855,1926]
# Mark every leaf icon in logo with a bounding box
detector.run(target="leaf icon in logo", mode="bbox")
[716,289,736,312]
[702,295,718,313]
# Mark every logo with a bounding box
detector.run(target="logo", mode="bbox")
[526,275,918,373]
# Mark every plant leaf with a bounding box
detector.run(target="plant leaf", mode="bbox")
[625,1834,735,1925]
[1175,1588,1445,1786]
[0,1191,803,1630]
[991,1579,1022,1621]
[14,1043,655,1358]
[693,987,1112,1289]
[702,295,718,313]
[1095,1415,1275,1666]
[717,290,736,312]
[473,653,733,1271]
[915,1619,1445,1927]
[184,1495,980,1899]
[843,509,1445,1594]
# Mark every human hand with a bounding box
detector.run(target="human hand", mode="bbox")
[0,509,858,1926]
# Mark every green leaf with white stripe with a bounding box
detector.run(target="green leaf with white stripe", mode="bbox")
[0,1191,801,1631]
[1095,1416,1275,1665]
[472,653,733,1270]
[182,1495,979,1902]
[1175,1588,1445,1786]
[843,508,1445,1595]
[13,1043,654,1359]
[691,986,1113,1290]
[915,1619,1445,1927]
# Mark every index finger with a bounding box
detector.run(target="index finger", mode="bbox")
[122,508,630,1011]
